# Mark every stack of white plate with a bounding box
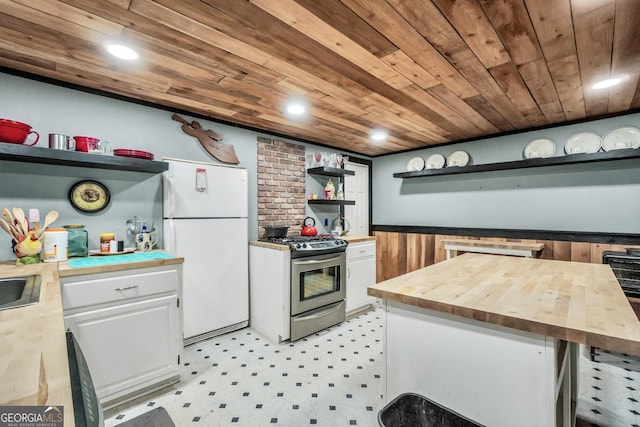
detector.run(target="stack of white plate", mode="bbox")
[602,126,640,151]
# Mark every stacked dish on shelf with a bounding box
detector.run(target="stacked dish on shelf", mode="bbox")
[523,138,556,159]
[564,132,601,154]
[404,126,640,172]
[426,153,446,169]
[601,126,640,151]
[447,151,469,167]
[113,149,155,160]
[406,150,470,171]
[523,126,640,159]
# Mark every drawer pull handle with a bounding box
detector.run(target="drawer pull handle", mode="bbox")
[115,285,139,291]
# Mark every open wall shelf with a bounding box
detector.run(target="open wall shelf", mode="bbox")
[307,167,356,206]
[307,199,355,206]
[0,143,168,173]
[393,149,640,178]
[307,167,355,177]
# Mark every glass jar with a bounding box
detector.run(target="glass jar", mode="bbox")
[64,224,88,258]
[100,232,115,253]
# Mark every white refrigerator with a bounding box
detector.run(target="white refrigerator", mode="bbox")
[162,158,249,345]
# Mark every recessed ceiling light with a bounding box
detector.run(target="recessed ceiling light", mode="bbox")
[592,77,624,89]
[370,129,388,143]
[284,98,308,120]
[105,43,139,61]
[286,104,306,115]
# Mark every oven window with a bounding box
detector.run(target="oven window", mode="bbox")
[300,266,341,300]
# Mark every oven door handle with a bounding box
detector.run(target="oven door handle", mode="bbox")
[292,255,344,265]
[297,301,344,320]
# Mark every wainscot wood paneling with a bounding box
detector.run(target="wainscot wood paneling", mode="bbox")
[373,231,639,283]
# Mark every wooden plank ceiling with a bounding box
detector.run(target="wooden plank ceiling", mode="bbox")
[0,0,638,156]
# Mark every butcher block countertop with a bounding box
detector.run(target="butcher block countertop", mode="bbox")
[341,235,376,243]
[249,240,290,251]
[0,262,75,424]
[368,253,640,356]
[440,238,544,252]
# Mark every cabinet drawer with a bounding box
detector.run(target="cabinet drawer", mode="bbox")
[347,242,376,260]
[62,267,179,310]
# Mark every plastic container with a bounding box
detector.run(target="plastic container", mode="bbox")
[100,232,115,253]
[64,224,88,257]
[378,393,483,427]
[43,228,68,262]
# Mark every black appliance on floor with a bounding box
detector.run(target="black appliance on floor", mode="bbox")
[602,250,640,298]
[66,331,104,427]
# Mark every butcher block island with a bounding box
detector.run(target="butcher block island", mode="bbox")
[368,253,640,427]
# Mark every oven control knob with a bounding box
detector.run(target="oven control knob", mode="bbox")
[302,243,308,248]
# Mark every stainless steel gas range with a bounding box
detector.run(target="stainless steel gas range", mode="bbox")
[255,235,348,341]
[262,235,349,258]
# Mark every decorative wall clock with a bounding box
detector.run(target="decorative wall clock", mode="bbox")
[68,180,110,213]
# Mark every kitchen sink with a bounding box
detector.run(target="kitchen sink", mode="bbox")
[0,275,42,311]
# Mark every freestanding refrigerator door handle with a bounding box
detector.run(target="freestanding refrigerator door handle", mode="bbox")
[165,219,176,253]
[165,173,176,218]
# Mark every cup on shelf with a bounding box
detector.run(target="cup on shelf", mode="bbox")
[100,140,112,155]
[48,134,74,150]
[74,136,100,153]
[329,153,337,168]
[135,231,158,252]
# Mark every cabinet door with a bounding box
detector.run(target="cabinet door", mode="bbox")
[346,242,377,313]
[64,295,179,403]
[347,257,377,312]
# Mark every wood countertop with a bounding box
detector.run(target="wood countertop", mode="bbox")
[0,254,184,418]
[0,263,75,424]
[341,235,376,243]
[440,238,544,251]
[249,240,290,251]
[368,253,640,356]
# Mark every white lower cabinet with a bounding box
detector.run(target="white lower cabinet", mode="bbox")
[248,245,291,343]
[61,264,183,408]
[346,240,377,314]
[386,301,574,427]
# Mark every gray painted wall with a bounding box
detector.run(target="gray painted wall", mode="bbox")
[0,72,353,260]
[4,71,637,262]
[372,112,640,234]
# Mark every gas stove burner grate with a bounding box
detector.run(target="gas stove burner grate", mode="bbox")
[260,234,348,257]
[260,234,335,244]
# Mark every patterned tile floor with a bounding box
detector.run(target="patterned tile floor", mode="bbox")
[106,303,639,426]
[576,348,640,427]
[105,306,386,427]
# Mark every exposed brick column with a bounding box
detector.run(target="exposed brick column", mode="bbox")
[257,137,306,237]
